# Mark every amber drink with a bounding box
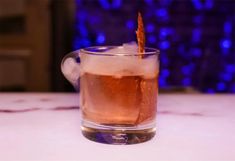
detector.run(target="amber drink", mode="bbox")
[78,45,159,144]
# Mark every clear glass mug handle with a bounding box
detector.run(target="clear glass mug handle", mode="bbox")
[61,51,80,90]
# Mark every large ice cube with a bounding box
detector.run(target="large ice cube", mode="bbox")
[80,42,159,78]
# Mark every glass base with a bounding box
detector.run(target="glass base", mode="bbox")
[81,120,156,145]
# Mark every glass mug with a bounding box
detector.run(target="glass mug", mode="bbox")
[61,46,160,144]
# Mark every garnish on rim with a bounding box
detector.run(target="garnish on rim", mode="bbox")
[134,12,146,125]
[136,12,146,58]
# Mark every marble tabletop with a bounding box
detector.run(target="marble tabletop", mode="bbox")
[0,93,234,161]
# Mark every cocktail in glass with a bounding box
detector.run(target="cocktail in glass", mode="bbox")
[61,45,160,144]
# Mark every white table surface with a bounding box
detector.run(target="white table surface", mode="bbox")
[0,93,234,161]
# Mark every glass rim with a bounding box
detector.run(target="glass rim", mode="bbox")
[79,46,160,56]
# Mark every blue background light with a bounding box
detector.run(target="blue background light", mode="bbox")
[224,21,232,34]
[191,48,202,57]
[217,82,226,91]
[96,33,106,44]
[74,0,235,93]
[99,0,110,9]
[155,8,168,17]
[182,66,192,76]
[221,39,232,49]
[182,78,192,86]
[161,69,170,77]
[192,28,201,43]
[206,88,215,94]
[226,65,235,73]
[146,24,155,33]
[126,20,134,30]
[148,35,156,44]
[159,41,170,50]
[112,0,122,9]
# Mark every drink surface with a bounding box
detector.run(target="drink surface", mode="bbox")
[80,73,158,126]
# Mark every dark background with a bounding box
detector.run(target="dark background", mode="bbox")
[0,0,234,93]
[72,0,235,93]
